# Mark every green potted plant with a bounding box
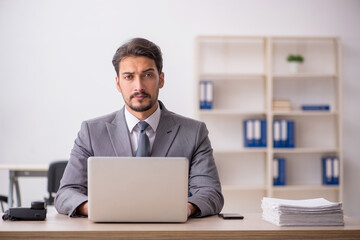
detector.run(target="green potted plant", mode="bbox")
[287,54,304,74]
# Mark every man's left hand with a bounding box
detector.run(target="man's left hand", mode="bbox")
[187,203,199,217]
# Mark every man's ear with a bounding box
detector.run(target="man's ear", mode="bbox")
[115,76,121,93]
[159,72,165,89]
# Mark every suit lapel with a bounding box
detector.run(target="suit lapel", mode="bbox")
[106,108,133,157]
[151,102,180,157]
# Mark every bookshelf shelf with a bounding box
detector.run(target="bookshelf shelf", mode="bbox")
[214,148,267,154]
[195,36,342,213]
[223,185,266,191]
[273,185,340,192]
[273,148,339,154]
[273,73,338,79]
[200,109,266,116]
[199,73,266,80]
[272,111,338,116]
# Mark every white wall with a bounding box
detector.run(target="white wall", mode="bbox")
[1,0,359,220]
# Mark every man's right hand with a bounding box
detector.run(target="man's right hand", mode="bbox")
[76,201,88,216]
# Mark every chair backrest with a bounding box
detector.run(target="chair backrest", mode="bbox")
[46,160,68,205]
[0,195,8,212]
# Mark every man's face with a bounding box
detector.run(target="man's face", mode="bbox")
[116,56,164,116]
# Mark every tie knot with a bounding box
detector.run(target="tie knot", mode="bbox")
[137,121,149,132]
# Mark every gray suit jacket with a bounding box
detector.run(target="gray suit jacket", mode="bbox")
[55,101,224,217]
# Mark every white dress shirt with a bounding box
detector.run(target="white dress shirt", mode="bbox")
[124,105,161,155]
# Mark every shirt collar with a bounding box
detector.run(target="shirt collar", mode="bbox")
[124,104,161,133]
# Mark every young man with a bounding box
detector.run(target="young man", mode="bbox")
[54,38,224,218]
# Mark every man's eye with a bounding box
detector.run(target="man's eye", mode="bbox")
[145,73,153,78]
[124,75,133,80]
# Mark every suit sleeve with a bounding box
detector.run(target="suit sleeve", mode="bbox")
[54,121,93,216]
[187,122,224,217]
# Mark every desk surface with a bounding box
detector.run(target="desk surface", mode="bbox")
[1,209,360,240]
[0,164,48,171]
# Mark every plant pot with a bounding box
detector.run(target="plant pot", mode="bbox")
[288,61,300,74]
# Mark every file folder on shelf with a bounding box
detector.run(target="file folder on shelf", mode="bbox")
[273,120,295,148]
[260,119,267,147]
[244,119,267,147]
[333,157,340,185]
[273,120,281,148]
[322,157,340,185]
[244,120,254,147]
[199,81,206,109]
[199,81,213,109]
[273,158,286,186]
[287,120,295,148]
[280,120,287,147]
[254,120,261,146]
[205,81,213,109]
[302,104,330,111]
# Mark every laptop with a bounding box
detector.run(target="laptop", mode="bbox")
[87,157,189,222]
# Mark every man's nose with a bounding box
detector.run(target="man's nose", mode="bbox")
[134,76,145,91]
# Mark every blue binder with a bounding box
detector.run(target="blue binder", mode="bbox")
[287,120,295,148]
[273,120,295,148]
[253,120,261,146]
[332,157,340,185]
[199,81,214,110]
[260,120,267,147]
[244,120,254,147]
[273,120,281,148]
[280,120,287,148]
[302,105,330,111]
[199,81,206,109]
[273,158,286,186]
[244,119,267,147]
[322,157,340,185]
[205,81,213,109]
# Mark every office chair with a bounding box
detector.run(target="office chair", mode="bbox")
[44,160,68,206]
[0,195,8,212]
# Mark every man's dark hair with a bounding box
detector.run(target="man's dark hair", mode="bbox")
[112,38,163,76]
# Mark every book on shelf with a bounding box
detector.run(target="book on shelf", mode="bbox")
[273,158,286,186]
[243,119,266,147]
[322,156,340,185]
[273,120,295,148]
[301,104,330,111]
[261,197,344,226]
[199,81,213,110]
[273,106,292,111]
[273,99,291,111]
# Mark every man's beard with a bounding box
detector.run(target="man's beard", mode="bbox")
[127,91,157,112]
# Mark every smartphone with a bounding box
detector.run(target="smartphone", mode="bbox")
[218,213,244,219]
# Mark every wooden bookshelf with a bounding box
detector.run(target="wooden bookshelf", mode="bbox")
[195,36,342,213]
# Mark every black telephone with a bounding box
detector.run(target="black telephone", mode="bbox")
[2,201,47,221]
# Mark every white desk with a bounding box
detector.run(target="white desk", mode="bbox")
[0,165,48,207]
[1,209,360,239]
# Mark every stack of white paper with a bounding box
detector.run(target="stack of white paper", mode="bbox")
[261,197,344,226]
